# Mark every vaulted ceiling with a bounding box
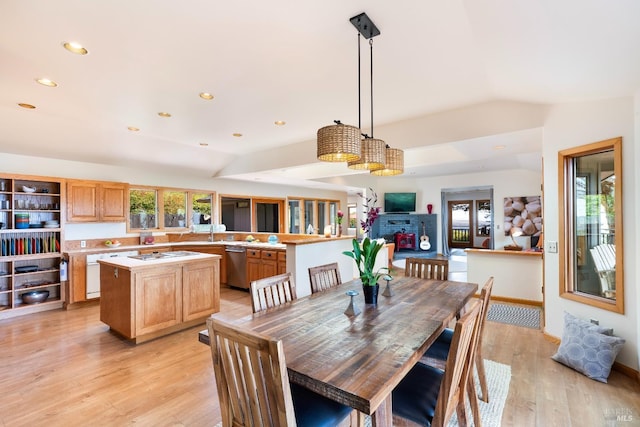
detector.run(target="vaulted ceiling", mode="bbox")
[2,1,639,191]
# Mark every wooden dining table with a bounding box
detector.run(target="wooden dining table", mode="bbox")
[201,276,477,426]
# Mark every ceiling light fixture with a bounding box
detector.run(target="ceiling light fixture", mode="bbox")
[274,120,286,126]
[347,13,386,171]
[232,133,243,137]
[127,126,140,132]
[63,41,88,55]
[199,92,214,100]
[316,13,403,175]
[158,112,172,118]
[199,142,209,147]
[36,78,58,87]
[18,103,36,109]
[371,145,404,176]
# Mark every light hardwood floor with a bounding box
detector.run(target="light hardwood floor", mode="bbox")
[1,287,638,426]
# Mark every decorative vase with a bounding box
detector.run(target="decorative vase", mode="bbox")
[337,225,342,237]
[362,283,379,305]
[427,203,433,214]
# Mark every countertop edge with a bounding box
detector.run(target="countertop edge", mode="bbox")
[466,248,543,257]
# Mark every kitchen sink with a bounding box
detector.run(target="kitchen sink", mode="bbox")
[128,250,200,261]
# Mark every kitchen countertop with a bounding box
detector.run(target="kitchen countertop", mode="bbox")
[97,251,220,270]
[64,240,287,256]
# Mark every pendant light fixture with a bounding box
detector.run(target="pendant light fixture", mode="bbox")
[347,14,386,171]
[371,144,404,176]
[316,12,403,175]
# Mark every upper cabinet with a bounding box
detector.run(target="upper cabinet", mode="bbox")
[67,180,128,223]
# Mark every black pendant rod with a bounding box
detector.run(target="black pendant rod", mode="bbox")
[370,38,374,138]
[357,33,362,131]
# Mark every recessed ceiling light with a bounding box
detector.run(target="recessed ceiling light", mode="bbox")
[232,133,243,137]
[63,41,88,55]
[493,145,506,150]
[158,112,172,118]
[127,126,140,132]
[18,103,36,109]
[199,142,209,147]
[199,92,214,100]
[274,120,286,126]
[36,78,58,87]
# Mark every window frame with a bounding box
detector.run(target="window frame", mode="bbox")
[127,186,215,232]
[558,137,624,314]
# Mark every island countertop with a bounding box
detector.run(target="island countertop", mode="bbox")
[97,251,220,271]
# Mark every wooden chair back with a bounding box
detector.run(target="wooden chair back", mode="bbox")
[404,257,449,280]
[250,272,297,313]
[473,276,494,405]
[308,262,342,293]
[433,299,482,427]
[206,317,296,426]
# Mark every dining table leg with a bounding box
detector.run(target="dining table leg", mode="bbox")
[370,394,393,426]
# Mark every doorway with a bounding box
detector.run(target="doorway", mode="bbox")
[441,186,494,255]
[448,200,472,248]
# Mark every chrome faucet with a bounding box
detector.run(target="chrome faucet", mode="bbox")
[209,224,214,242]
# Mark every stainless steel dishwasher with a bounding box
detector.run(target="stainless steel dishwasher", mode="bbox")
[225,246,248,289]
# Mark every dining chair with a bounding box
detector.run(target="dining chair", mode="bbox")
[392,299,482,427]
[404,257,449,280]
[250,272,297,313]
[421,276,495,404]
[308,262,342,293]
[207,317,354,427]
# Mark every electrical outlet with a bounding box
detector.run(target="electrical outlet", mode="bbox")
[590,318,599,325]
[80,240,86,248]
[547,241,558,253]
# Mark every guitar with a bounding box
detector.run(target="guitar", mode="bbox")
[420,221,431,250]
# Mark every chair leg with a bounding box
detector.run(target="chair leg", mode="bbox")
[467,373,482,427]
[475,352,489,403]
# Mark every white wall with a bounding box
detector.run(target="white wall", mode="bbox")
[543,97,638,370]
[363,169,541,253]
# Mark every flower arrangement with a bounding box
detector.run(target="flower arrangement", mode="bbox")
[360,188,381,235]
[342,237,388,287]
[336,210,344,225]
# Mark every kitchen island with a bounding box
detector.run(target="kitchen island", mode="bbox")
[98,251,220,343]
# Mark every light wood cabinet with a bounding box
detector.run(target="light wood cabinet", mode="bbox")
[0,175,64,320]
[99,255,220,344]
[261,250,278,278]
[246,248,285,285]
[278,251,287,274]
[179,245,226,284]
[134,266,182,336]
[67,180,127,223]
[246,249,261,284]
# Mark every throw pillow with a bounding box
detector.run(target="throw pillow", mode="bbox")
[552,312,625,383]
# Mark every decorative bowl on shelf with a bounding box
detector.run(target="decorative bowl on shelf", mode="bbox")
[22,185,37,193]
[21,290,50,304]
[104,241,121,248]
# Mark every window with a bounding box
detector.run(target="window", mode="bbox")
[287,198,340,235]
[220,196,251,232]
[129,187,214,231]
[559,137,623,313]
[476,200,491,237]
[164,191,187,229]
[130,188,158,229]
[253,198,284,232]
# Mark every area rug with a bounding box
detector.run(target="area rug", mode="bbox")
[487,303,541,329]
[213,360,511,427]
